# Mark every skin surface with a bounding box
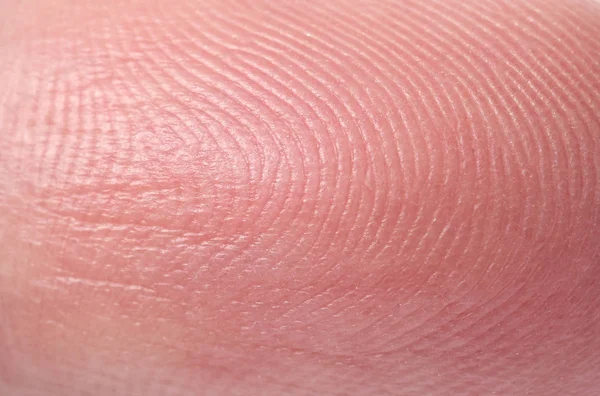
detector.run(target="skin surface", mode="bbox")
[1,0,600,394]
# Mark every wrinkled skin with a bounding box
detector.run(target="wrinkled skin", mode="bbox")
[1,0,600,395]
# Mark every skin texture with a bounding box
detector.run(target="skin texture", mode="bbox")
[1,0,600,394]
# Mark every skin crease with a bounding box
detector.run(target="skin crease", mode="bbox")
[0,0,600,394]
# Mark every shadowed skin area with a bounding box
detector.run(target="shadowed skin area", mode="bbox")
[1,0,600,395]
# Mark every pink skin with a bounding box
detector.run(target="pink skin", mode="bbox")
[1,0,600,394]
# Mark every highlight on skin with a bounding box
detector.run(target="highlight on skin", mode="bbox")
[1,0,599,395]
